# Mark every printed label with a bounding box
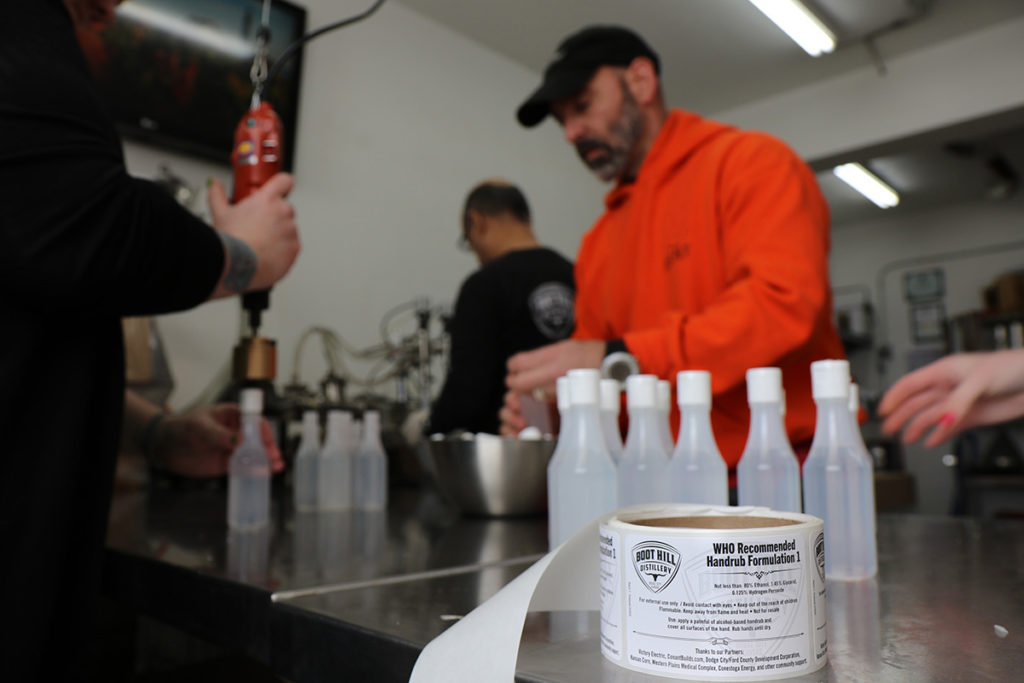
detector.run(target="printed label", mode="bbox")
[599,525,622,660]
[811,532,828,664]
[624,532,813,678]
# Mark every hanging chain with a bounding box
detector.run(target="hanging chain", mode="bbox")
[249,0,273,107]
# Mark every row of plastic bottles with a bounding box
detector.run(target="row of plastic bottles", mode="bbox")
[547,360,877,581]
[617,371,730,508]
[227,391,389,532]
[293,408,389,512]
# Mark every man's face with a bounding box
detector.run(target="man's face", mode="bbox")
[551,67,644,183]
[63,0,122,29]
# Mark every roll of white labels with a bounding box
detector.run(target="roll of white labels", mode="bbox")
[600,506,827,680]
[411,504,827,682]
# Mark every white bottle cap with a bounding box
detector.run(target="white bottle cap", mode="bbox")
[518,426,543,440]
[599,378,620,414]
[811,359,851,400]
[556,376,570,413]
[364,410,380,428]
[656,380,671,412]
[567,368,600,406]
[326,409,345,432]
[677,370,711,406]
[626,374,657,409]
[848,382,860,414]
[239,388,263,413]
[302,410,318,426]
[747,367,782,404]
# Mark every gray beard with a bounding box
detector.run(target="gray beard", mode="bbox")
[584,87,644,183]
[587,147,629,182]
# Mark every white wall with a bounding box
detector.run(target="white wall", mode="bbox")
[124,0,604,410]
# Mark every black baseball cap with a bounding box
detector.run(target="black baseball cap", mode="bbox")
[516,25,660,128]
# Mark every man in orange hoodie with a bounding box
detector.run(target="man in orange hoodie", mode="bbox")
[500,25,846,472]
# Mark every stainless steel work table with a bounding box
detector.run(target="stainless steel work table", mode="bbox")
[103,483,1024,682]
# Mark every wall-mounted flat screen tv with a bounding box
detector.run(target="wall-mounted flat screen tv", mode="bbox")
[78,0,306,170]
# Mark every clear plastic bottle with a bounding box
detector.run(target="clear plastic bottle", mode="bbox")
[319,410,354,510]
[293,410,321,512]
[737,367,801,512]
[354,410,388,510]
[802,360,878,581]
[547,369,617,549]
[618,375,669,505]
[228,388,271,530]
[555,376,569,421]
[656,379,675,454]
[599,378,624,464]
[667,370,728,505]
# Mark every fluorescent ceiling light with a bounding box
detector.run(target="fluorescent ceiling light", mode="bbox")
[117,4,254,59]
[748,0,836,57]
[833,163,900,209]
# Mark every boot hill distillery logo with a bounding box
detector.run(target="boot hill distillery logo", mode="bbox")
[631,540,681,593]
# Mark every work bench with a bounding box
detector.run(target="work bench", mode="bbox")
[102,481,1023,681]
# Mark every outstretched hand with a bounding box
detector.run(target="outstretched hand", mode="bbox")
[878,349,1024,447]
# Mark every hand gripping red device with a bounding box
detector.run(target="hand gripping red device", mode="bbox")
[230,100,283,335]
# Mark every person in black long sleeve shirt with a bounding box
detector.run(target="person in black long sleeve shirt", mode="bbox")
[0,2,300,678]
[428,180,575,435]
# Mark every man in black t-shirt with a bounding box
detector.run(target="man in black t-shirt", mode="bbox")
[428,180,575,434]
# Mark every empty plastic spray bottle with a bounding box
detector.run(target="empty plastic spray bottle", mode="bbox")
[354,410,388,510]
[547,369,617,549]
[319,410,354,510]
[667,370,728,505]
[599,378,624,464]
[618,375,669,505]
[293,410,321,512]
[228,388,271,530]
[737,367,801,512]
[802,360,878,580]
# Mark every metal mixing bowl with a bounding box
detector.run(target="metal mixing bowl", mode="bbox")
[426,434,555,516]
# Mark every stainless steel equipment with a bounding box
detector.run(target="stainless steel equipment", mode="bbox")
[426,436,555,516]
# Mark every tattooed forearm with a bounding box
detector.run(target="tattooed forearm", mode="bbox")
[218,233,257,293]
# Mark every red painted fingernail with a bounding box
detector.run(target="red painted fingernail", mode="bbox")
[938,412,956,428]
